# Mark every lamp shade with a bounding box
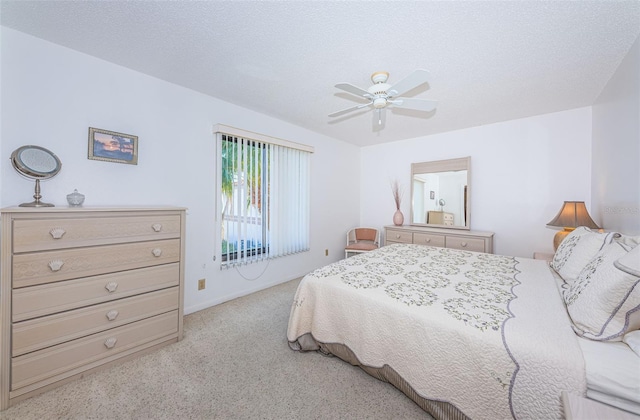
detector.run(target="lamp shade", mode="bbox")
[547,201,600,229]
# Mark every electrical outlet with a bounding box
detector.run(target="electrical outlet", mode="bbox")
[198,278,206,290]
[325,249,329,256]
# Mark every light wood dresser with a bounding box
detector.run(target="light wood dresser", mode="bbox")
[385,225,494,254]
[426,211,454,226]
[0,206,186,410]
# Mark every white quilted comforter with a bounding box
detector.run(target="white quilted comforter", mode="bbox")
[287,244,586,419]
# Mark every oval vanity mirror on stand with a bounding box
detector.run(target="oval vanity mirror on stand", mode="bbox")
[10,145,62,207]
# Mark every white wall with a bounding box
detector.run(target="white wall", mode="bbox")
[592,36,640,235]
[3,26,635,313]
[0,28,361,313]
[360,107,593,258]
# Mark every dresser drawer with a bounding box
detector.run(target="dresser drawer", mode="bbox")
[413,233,445,247]
[386,229,413,244]
[13,263,179,322]
[445,236,486,253]
[12,214,181,253]
[12,239,180,288]
[11,311,178,391]
[13,287,179,356]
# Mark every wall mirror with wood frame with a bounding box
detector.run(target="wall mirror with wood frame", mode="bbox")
[410,157,470,230]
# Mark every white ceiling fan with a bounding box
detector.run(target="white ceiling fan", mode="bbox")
[329,69,438,126]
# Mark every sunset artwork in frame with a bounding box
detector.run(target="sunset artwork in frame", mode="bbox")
[88,127,138,165]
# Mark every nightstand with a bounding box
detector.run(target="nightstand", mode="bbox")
[562,391,639,420]
[533,252,554,261]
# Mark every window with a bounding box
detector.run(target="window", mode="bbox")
[215,125,312,267]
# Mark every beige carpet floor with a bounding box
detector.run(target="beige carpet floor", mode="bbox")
[0,278,431,419]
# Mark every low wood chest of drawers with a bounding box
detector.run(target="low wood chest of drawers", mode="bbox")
[0,207,186,410]
[385,225,494,253]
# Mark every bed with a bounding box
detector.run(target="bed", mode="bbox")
[287,228,640,419]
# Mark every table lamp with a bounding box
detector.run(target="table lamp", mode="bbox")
[547,201,600,250]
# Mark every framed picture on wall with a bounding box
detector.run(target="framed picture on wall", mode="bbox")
[88,127,138,165]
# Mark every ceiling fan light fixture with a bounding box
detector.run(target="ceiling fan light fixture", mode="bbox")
[373,97,387,109]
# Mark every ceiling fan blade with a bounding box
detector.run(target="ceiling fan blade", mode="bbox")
[335,83,372,98]
[386,69,430,98]
[390,98,438,112]
[328,102,372,117]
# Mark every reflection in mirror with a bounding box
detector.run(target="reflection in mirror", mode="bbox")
[411,157,470,230]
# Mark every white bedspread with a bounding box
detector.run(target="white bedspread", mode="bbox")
[287,244,587,419]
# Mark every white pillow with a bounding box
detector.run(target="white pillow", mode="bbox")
[615,243,640,277]
[565,241,640,341]
[616,234,640,249]
[623,330,640,357]
[551,227,619,282]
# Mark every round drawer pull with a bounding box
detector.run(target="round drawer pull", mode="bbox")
[425,238,431,243]
[48,259,64,272]
[152,248,162,257]
[106,310,119,321]
[105,282,119,293]
[49,227,66,239]
[104,337,118,349]
[395,234,400,239]
[152,223,162,232]
[461,242,467,247]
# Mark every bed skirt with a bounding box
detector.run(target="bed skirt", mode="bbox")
[289,333,471,420]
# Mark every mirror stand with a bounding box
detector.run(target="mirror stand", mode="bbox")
[11,145,62,208]
[20,179,54,207]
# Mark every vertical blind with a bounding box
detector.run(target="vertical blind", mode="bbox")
[269,143,310,259]
[216,125,312,268]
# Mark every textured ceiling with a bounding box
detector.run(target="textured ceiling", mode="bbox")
[2,1,639,146]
